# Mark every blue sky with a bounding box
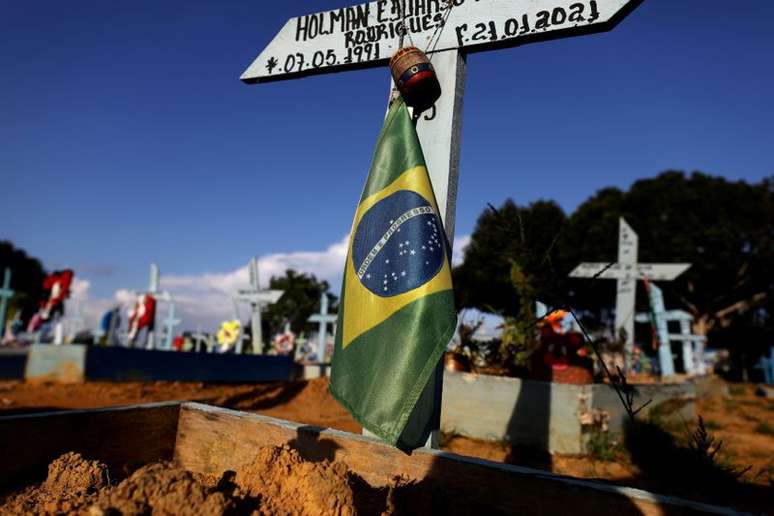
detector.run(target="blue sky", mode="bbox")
[1,0,772,329]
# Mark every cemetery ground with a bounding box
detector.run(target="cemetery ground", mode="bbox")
[0,376,772,513]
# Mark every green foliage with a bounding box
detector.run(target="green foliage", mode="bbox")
[499,261,540,368]
[703,419,722,431]
[261,269,337,338]
[586,429,619,462]
[0,241,47,322]
[624,415,751,494]
[453,199,567,317]
[454,172,774,359]
[689,416,751,480]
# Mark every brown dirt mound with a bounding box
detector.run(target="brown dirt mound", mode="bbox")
[235,444,355,516]
[94,462,234,515]
[1,452,108,515]
[1,446,487,515]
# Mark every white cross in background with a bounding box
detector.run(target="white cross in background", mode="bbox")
[569,218,691,371]
[233,257,284,354]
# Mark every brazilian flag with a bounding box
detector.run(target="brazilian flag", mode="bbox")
[329,99,457,450]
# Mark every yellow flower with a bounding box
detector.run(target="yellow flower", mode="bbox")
[217,319,241,347]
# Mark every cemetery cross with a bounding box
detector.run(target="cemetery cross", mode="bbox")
[569,218,691,372]
[162,301,182,351]
[0,268,14,339]
[307,292,338,363]
[134,263,174,350]
[242,0,644,445]
[233,257,284,354]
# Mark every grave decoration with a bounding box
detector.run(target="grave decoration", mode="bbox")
[389,46,440,113]
[128,263,174,350]
[216,319,242,354]
[27,269,74,345]
[127,294,157,348]
[270,322,296,356]
[0,268,14,340]
[307,292,337,363]
[233,257,284,354]
[293,333,316,363]
[329,98,457,451]
[569,218,690,372]
[533,302,592,384]
[243,0,643,449]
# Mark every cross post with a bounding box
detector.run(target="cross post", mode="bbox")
[131,263,173,350]
[233,257,284,354]
[0,268,14,340]
[162,301,182,351]
[307,292,338,363]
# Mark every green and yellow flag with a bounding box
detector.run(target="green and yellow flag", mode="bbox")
[329,99,457,450]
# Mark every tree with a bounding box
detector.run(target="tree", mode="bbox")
[0,241,47,323]
[562,172,773,341]
[453,199,568,317]
[455,171,774,356]
[261,269,338,338]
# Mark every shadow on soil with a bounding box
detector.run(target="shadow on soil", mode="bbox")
[623,415,773,513]
[207,381,307,411]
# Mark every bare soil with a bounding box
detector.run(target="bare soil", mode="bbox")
[0,448,484,515]
[1,377,772,511]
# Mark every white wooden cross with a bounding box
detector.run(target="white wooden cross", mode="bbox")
[64,299,85,343]
[635,307,707,376]
[0,268,14,340]
[191,326,208,353]
[161,301,182,351]
[569,218,691,371]
[233,257,284,354]
[307,292,338,363]
[242,0,643,445]
[132,263,174,350]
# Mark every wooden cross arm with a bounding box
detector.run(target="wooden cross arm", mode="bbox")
[569,262,691,281]
[241,0,642,83]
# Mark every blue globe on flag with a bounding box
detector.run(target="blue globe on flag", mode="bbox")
[352,190,445,297]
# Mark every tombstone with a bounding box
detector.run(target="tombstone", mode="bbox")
[307,293,337,363]
[242,0,643,444]
[233,257,284,354]
[569,218,691,371]
[0,268,14,340]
